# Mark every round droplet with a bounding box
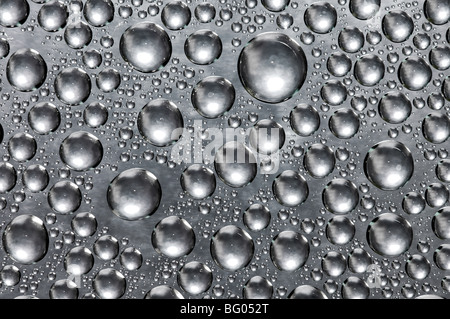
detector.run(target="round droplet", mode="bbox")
[120,22,171,73]
[191,76,235,118]
[422,113,450,144]
[382,11,414,43]
[28,102,60,134]
[338,27,364,53]
[93,268,126,299]
[0,0,29,27]
[120,247,143,271]
[349,0,380,20]
[364,140,414,190]
[348,248,372,273]
[272,170,309,207]
[378,92,412,124]
[48,181,82,214]
[96,68,120,93]
[185,30,222,65]
[22,164,49,193]
[238,32,307,103]
[271,230,309,271]
[64,21,92,49]
[64,246,94,275]
[434,244,450,270]
[277,12,293,29]
[211,225,254,271]
[405,254,430,280]
[7,49,47,92]
[398,57,432,91]
[327,52,352,77]
[83,0,114,27]
[290,104,320,137]
[244,203,271,232]
[323,179,359,215]
[177,261,212,295]
[354,54,385,87]
[430,46,450,71]
[194,3,215,23]
[322,251,346,277]
[94,235,119,261]
[249,119,285,155]
[437,159,450,183]
[107,168,161,221]
[60,131,103,171]
[243,276,273,299]
[304,144,335,178]
[304,2,337,34]
[161,1,191,30]
[329,108,359,139]
[425,183,449,208]
[367,213,413,257]
[50,280,78,299]
[402,192,426,215]
[326,216,355,245]
[152,216,195,258]
[84,102,108,128]
[54,67,91,105]
[71,212,97,237]
[214,142,257,188]
[342,277,369,299]
[0,163,16,193]
[137,98,184,147]
[144,285,184,299]
[3,214,48,264]
[424,0,450,25]
[181,164,216,200]
[38,0,68,32]
[289,285,327,299]
[8,133,36,162]
[82,49,102,69]
[321,80,347,106]
[261,0,290,12]
[0,38,10,59]
[0,265,20,287]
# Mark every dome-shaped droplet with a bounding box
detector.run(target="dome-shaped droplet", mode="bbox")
[64,246,94,275]
[8,133,37,162]
[261,0,290,12]
[194,3,215,23]
[38,0,68,32]
[322,251,346,277]
[304,2,337,34]
[107,168,161,221]
[211,225,254,271]
[0,38,9,59]
[0,0,29,27]
[185,30,222,65]
[64,21,92,49]
[348,248,372,273]
[137,98,184,147]
[364,140,414,190]
[437,159,450,183]
[424,0,450,25]
[321,80,347,106]
[434,244,450,270]
[71,212,97,237]
[322,179,359,215]
[161,1,191,30]
[83,0,114,27]
[93,235,119,261]
[430,46,450,71]
[422,113,450,144]
[398,58,432,91]
[96,68,120,93]
[214,141,257,188]
[48,181,82,214]
[367,213,413,257]
[120,22,171,73]
[290,104,320,137]
[338,27,364,53]
[22,164,49,193]
[243,276,273,299]
[60,131,103,171]
[54,67,91,105]
[0,265,20,287]
[342,277,370,299]
[2,215,48,264]
[177,261,212,295]
[191,76,235,118]
[144,285,184,299]
[354,54,385,87]
[152,216,195,258]
[327,52,352,77]
[28,102,60,134]
[0,163,17,193]
[272,170,309,207]
[304,144,335,178]
[249,119,285,155]
[7,49,47,92]
[326,216,355,245]
[349,0,380,20]
[244,203,271,232]
[402,192,426,215]
[382,11,414,43]
[329,108,359,139]
[238,32,307,103]
[378,92,412,124]
[425,183,449,208]
[289,285,327,299]
[406,254,430,280]
[120,247,142,271]
[84,102,108,128]
[49,280,78,299]
[181,164,216,200]
[93,268,126,299]
[270,230,309,271]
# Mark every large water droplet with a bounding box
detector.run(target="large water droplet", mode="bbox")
[7,49,47,92]
[304,144,335,178]
[184,30,222,65]
[422,113,450,144]
[349,0,380,20]
[28,102,60,134]
[270,230,309,271]
[54,67,91,105]
[272,170,309,207]
[0,0,29,27]
[60,131,103,171]
[191,76,235,118]
[354,54,385,87]
[177,261,212,295]
[181,164,216,200]
[304,2,337,34]
[152,216,195,258]
[161,1,191,30]
[38,0,69,32]
[378,92,412,124]
[83,0,114,27]
[398,57,432,91]
[93,268,126,299]
[382,10,414,43]
[48,181,82,214]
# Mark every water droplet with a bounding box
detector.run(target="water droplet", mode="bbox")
[83,0,114,27]
[194,3,215,23]
[402,192,426,215]
[28,102,60,134]
[93,268,126,299]
[378,92,412,124]
[261,0,290,12]
[161,1,191,30]
[327,52,351,77]
[22,164,49,193]
[71,212,97,237]
[191,76,235,118]
[429,46,450,71]
[271,230,309,271]
[0,265,21,287]
[329,108,359,139]
[120,247,142,271]
[424,0,450,25]
[338,27,364,53]
[181,164,216,200]
[64,21,93,49]
[184,30,222,65]
[398,58,432,91]
[60,131,103,171]
[425,183,449,208]
[249,119,285,155]
[321,80,347,106]
[38,0,69,32]
[96,67,121,93]
[434,244,450,270]
[348,248,372,273]
[48,181,82,214]
[304,2,337,34]
[342,276,369,299]
[322,251,346,277]
[152,216,195,258]
[144,285,184,299]
[7,49,47,92]
[437,159,450,183]
[382,11,414,43]
[304,144,335,178]
[326,216,355,245]
[94,235,119,261]
[289,285,327,299]
[54,67,91,105]
[273,170,309,207]
[290,104,320,137]
[0,0,29,27]
[243,276,273,299]
[84,102,108,128]
[8,133,37,162]
[0,163,17,193]
[50,279,78,299]
[64,246,94,275]
[349,0,380,20]
[177,261,212,295]
[354,54,385,87]
[243,203,271,231]
[422,113,450,144]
